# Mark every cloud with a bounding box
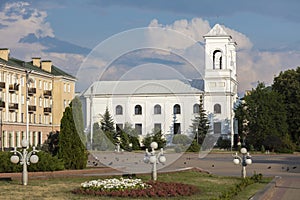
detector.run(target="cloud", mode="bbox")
[145,18,300,93]
[0,1,88,79]
[89,0,300,23]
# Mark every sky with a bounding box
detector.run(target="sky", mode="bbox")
[0,0,300,94]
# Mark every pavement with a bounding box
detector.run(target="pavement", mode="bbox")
[1,152,299,199]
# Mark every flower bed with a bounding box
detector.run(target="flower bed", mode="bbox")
[72,178,200,198]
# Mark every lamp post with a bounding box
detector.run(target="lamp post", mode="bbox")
[10,139,39,185]
[25,70,33,143]
[233,147,252,178]
[144,142,166,181]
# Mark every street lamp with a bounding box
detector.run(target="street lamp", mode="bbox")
[25,70,33,143]
[233,147,252,178]
[10,139,39,185]
[144,142,166,181]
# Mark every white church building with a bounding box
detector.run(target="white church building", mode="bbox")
[80,24,238,146]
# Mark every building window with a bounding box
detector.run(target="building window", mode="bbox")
[38,132,42,146]
[173,104,181,114]
[154,123,161,132]
[135,123,142,135]
[116,124,123,134]
[64,83,66,92]
[116,105,123,115]
[39,80,42,89]
[135,105,142,115]
[68,84,70,92]
[213,50,222,69]
[174,123,181,134]
[193,104,200,114]
[214,122,222,134]
[214,104,221,114]
[154,104,161,114]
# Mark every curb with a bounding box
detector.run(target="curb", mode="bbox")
[250,176,281,200]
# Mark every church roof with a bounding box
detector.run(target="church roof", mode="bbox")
[83,79,203,96]
[204,24,230,37]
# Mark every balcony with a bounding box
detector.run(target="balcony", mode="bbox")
[28,87,36,96]
[0,82,5,90]
[43,90,52,98]
[44,107,51,115]
[9,83,19,93]
[9,103,18,112]
[28,105,36,113]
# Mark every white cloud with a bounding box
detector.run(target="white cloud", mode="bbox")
[0,2,54,48]
[147,18,300,93]
[0,1,85,80]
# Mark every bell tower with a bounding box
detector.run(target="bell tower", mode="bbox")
[203,24,238,146]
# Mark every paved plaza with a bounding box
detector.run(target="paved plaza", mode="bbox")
[1,151,299,199]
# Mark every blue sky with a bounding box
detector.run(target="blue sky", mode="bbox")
[0,0,300,93]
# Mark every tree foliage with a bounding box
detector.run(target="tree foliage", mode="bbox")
[118,123,141,151]
[90,122,115,151]
[58,98,88,169]
[234,82,292,152]
[272,67,300,146]
[142,128,166,149]
[190,95,209,145]
[41,131,59,156]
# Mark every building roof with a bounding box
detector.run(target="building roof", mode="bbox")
[204,24,230,37]
[0,57,75,80]
[83,79,204,96]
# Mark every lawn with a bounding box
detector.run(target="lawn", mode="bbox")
[0,171,271,200]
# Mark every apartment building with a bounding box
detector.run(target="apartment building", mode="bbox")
[0,48,76,150]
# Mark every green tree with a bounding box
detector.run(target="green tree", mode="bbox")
[71,96,86,145]
[235,82,291,152]
[41,131,59,156]
[122,123,140,150]
[272,67,300,146]
[58,99,88,169]
[100,107,116,144]
[90,122,115,151]
[190,95,209,145]
[142,128,166,149]
[100,107,115,133]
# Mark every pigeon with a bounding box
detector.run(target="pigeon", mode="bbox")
[212,164,214,168]
[293,166,297,169]
[267,166,271,169]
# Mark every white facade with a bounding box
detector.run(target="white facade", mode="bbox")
[80,24,238,145]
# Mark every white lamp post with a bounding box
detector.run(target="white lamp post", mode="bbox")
[144,142,166,181]
[233,147,252,178]
[10,139,39,185]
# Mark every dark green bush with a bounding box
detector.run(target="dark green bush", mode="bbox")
[28,151,65,172]
[0,150,64,173]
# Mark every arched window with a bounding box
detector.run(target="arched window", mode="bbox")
[116,105,123,115]
[214,104,221,114]
[213,50,222,69]
[173,104,181,114]
[154,104,161,114]
[193,104,200,114]
[135,105,142,115]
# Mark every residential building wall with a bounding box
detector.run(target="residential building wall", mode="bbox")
[0,48,75,150]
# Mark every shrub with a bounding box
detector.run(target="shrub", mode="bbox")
[172,134,192,145]
[0,150,64,173]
